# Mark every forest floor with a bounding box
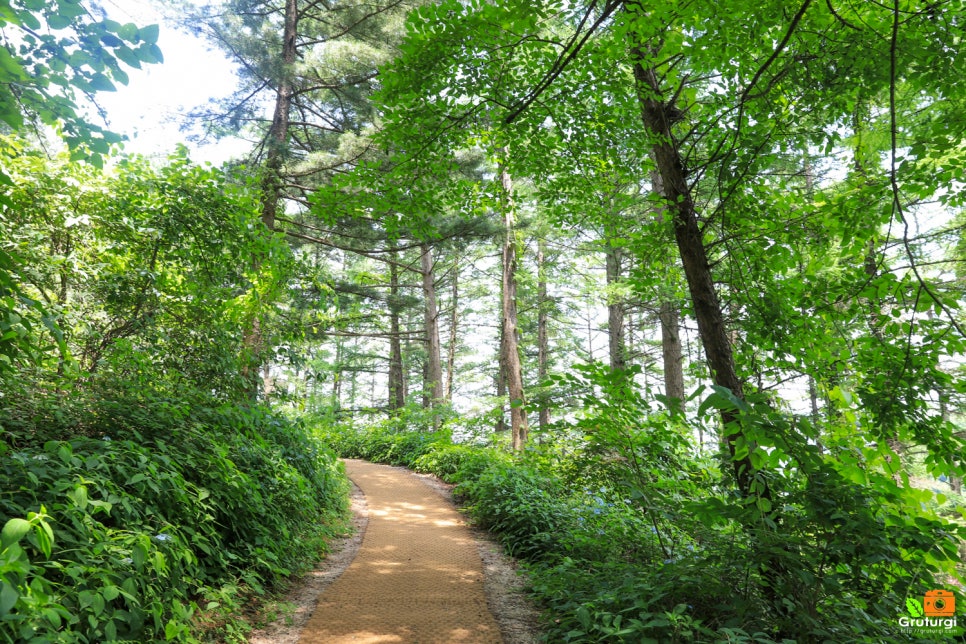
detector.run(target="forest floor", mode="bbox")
[247,459,542,644]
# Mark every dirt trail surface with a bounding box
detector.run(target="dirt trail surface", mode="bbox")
[298,459,505,643]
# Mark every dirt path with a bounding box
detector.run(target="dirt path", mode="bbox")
[298,459,505,643]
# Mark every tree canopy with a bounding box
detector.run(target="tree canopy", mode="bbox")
[1,0,965,641]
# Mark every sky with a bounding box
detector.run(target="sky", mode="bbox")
[93,0,251,165]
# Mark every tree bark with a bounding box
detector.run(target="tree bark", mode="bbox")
[332,335,343,412]
[629,43,755,497]
[499,154,529,451]
[537,237,551,430]
[446,255,459,402]
[604,229,626,372]
[659,300,685,405]
[495,322,508,434]
[259,0,298,231]
[421,244,443,414]
[388,255,406,412]
[651,167,685,409]
[240,0,298,397]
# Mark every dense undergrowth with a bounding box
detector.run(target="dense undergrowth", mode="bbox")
[0,380,349,643]
[314,370,966,643]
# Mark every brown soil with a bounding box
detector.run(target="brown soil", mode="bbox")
[246,459,542,644]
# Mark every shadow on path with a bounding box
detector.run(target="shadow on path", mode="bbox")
[299,459,503,644]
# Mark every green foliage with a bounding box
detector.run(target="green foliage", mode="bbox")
[0,387,348,643]
[315,359,964,642]
[0,0,162,168]
[456,463,572,560]
[314,422,446,468]
[0,141,283,397]
[412,443,508,484]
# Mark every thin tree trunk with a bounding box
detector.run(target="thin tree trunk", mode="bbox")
[332,336,343,412]
[499,153,529,451]
[537,238,550,430]
[259,0,298,231]
[348,339,358,410]
[241,0,297,397]
[421,244,443,416]
[651,167,686,409]
[605,229,626,372]
[388,256,405,412]
[626,308,634,363]
[446,256,460,402]
[629,41,755,497]
[659,300,685,406]
[802,153,821,429]
[262,363,273,398]
[496,321,508,434]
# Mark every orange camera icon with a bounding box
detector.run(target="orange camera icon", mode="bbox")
[923,589,956,617]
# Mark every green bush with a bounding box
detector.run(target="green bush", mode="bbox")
[0,389,348,643]
[412,443,509,484]
[314,423,445,468]
[311,408,965,644]
[456,463,573,560]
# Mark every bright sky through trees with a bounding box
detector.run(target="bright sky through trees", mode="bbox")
[94,0,247,164]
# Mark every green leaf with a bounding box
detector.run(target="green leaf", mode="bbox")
[35,519,53,559]
[55,0,86,19]
[112,67,129,85]
[115,46,142,69]
[47,14,72,29]
[117,23,139,42]
[132,541,148,569]
[138,24,160,45]
[69,485,88,509]
[134,43,163,65]
[907,597,924,617]
[89,73,116,92]
[100,34,124,48]
[165,619,179,640]
[0,583,19,618]
[1,518,31,550]
[91,592,105,616]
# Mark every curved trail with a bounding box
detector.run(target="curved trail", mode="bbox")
[299,459,503,643]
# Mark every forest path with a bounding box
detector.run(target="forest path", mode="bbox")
[298,459,504,643]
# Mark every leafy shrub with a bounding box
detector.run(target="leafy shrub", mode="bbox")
[312,396,965,644]
[456,464,574,560]
[0,388,348,643]
[314,423,445,468]
[412,443,509,484]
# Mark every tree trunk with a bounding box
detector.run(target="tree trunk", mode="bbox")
[802,153,821,430]
[348,338,358,410]
[421,244,443,415]
[499,154,528,451]
[537,237,550,430]
[629,43,755,497]
[446,255,459,402]
[241,0,298,397]
[495,318,509,434]
[651,167,685,409]
[388,256,405,412]
[332,336,343,412]
[659,300,685,406]
[259,0,298,231]
[604,230,626,372]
